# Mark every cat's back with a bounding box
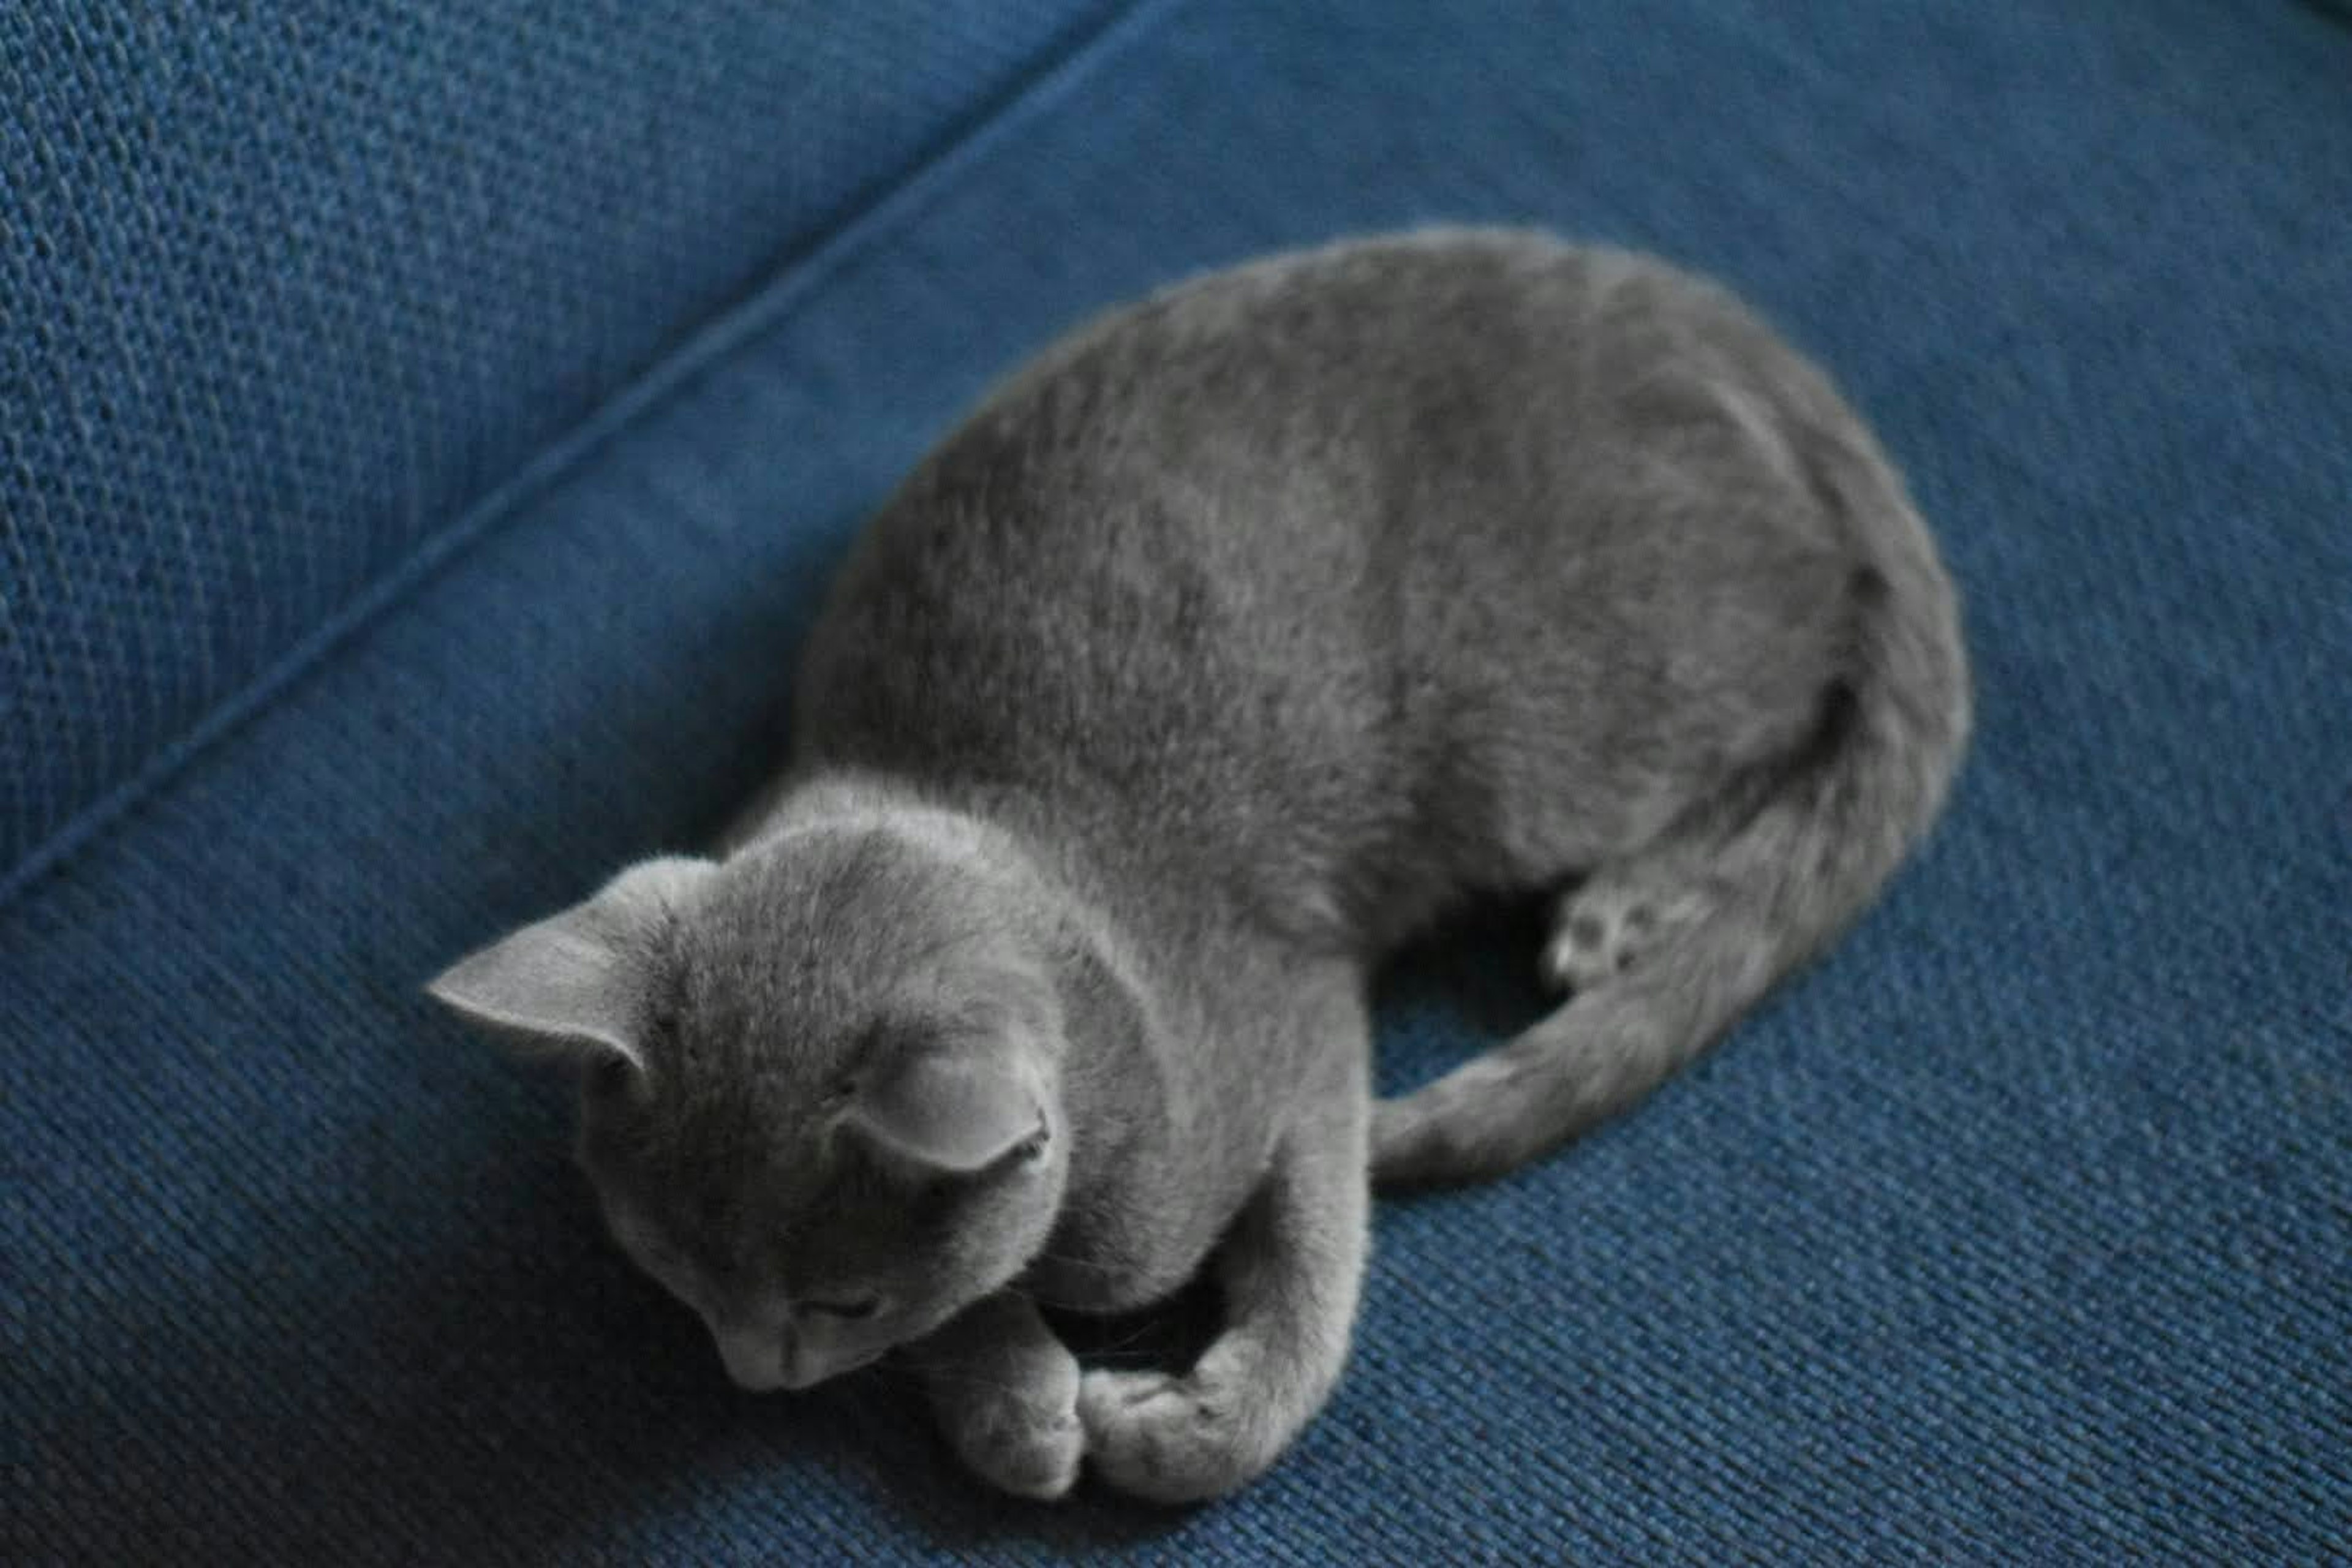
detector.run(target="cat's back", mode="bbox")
[797,232,1882,929]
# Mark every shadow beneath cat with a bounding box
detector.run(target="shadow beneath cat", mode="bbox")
[1370,887,1559,1099]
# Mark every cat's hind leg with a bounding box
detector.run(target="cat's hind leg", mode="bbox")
[1374,556,1970,1188]
[1078,986,1370,1503]
[1373,789,1814,1192]
[1545,857,1718,993]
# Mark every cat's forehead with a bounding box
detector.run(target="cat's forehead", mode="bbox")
[676,825,1015,1036]
[584,1081,830,1234]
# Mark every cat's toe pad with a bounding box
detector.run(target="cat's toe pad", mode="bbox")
[980,1404,1085,1501]
[1547,881,1705,992]
[1078,1365,1269,1503]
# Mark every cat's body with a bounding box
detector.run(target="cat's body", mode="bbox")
[432,231,1969,1503]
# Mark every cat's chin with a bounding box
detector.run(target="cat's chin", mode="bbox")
[727,1342,888,1394]
[789,1345,888,1391]
[715,1316,897,1392]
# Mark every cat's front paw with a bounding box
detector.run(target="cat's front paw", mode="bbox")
[932,1347,1085,1501]
[1077,1360,1275,1504]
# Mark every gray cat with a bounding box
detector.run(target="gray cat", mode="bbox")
[428,230,1969,1504]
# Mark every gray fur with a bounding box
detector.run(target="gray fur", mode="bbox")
[429,230,1968,1502]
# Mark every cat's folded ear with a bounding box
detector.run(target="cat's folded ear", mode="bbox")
[426,856,713,1072]
[843,1036,1049,1177]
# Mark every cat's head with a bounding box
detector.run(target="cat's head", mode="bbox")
[428,821,1071,1391]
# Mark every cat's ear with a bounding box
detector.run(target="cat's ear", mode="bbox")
[843,1037,1048,1175]
[426,856,712,1071]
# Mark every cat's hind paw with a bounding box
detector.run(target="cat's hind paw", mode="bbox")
[1545,876,1708,992]
[1078,1364,1274,1504]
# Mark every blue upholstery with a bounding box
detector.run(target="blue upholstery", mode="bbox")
[6,1,2348,1561]
[0,0,1121,894]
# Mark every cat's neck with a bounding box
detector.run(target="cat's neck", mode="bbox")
[1042,897,1169,1166]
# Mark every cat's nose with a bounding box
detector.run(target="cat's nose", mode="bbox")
[714,1325,787,1392]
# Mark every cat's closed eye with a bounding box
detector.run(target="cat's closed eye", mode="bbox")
[801,1295,883,1321]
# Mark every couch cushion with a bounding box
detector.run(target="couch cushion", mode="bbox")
[7,0,2349,1559]
[0,0,1126,894]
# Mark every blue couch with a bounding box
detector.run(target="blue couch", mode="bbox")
[7,2,2348,1560]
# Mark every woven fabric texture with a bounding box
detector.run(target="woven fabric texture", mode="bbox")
[7,0,2350,1561]
[0,0,1119,895]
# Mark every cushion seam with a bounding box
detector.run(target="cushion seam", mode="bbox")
[0,0,1189,916]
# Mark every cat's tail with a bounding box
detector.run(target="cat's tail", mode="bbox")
[1371,431,1971,1189]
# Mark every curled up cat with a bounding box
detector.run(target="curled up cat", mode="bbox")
[428,230,1969,1504]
